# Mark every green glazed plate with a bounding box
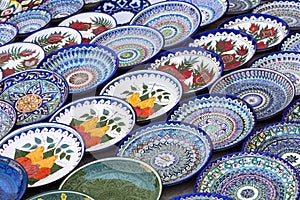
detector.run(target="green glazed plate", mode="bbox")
[26,190,95,200]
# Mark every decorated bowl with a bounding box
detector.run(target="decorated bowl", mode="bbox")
[6,9,51,36]
[218,13,289,51]
[188,29,257,71]
[171,193,234,200]
[279,30,300,52]
[0,69,69,126]
[227,0,261,14]
[282,98,300,122]
[209,68,295,120]
[23,26,82,55]
[90,25,164,69]
[100,70,183,122]
[145,47,224,94]
[130,1,202,48]
[0,122,85,187]
[0,100,16,139]
[249,51,300,95]
[0,22,18,46]
[38,44,118,94]
[58,12,117,43]
[116,121,213,186]
[50,96,136,152]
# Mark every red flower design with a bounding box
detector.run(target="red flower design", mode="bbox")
[193,71,214,86]
[249,23,259,33]
[22,57,39,68]
[221,54,241,69]
[24,164,39,178]
[92,26,108,35]
[33,167,51,180]
[16,157,32,167]
[134,106,155,118]
[0,53,10,63]
[47,34,64,44]
[3,68,15,77]
[216,40,233,52]
[257,41,267,49]
[180,69,193,79]
[82,38,91,44]
[19,50,36,57]
[63,41,78,47]
[237,45,248,56]
[69,21,92,31]
[260,27,276,38]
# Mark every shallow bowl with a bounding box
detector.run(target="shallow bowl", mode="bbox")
[0,22,18,46]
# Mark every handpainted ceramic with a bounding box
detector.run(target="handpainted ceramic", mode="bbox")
[167,94,256,151]
[58,12,116,43]
[26,190,95,200]
[59,157,163,200]
[175,0,228,27]
[145,47,224,94]
[282,98,300,122]
[0,156,27,200]
[227,0,260,14]
[279,30,300,52]
[0,0,22,22]
[209,68,295,120]
[90,25,164,69]
[195,152,300,199]
[188,29,257,71]
[95,0,152,25]
[38,0,84,20]
[0,69,69,126]
[218,14,289,51]
[100,70,183,122]
[0,100,17,139]
[171,193,234,200]
[0,122,85,187]
[243,121,300,174]
[253,0,300,29]
[38,44,118,94]
[117,121,213,186]
[6,9,51,35]
[50,96,136,152]
[23,26,82,56]
[0,22,18,46]
[249,51,300,95]
[130,1,202,48]
[0,42,45,78]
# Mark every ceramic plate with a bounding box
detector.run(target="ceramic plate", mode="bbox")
[0,69,69,126]
[0,42,45,78]
[23,26,82,56]
[26,190,95,200]
[0,123,85,188]
[50,96,136,152]
[58,12,117,43]
[0,0,22,22]
[171,193,234,200]
[117,121,213,186]
[130,1,201,48]
[167,94,256,151]
[0,156,27,200]
[145,47,224,94]
[218,13,289,51]
[188,29,257,71]
[38,44,118,94]
[0,22,18,46]
[195,152,300,199]
[209,68,295,120]
[100,70,183,122]
[90,25,164,69]
[95,0,152,25]
[59,157,163,200]
[282,98,300,122]
[253,0,300,29]
[279,30,300,52]
[249,51,300,95]
[243,121,300,174]
[0,100,16,139]
[227,0,260,14]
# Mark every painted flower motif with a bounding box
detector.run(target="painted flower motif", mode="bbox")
[249,23,259,33]
[3,68,15,77]
[285,155,299,163]
[69,21,92,31]
[0,53,10,63]
[22,57,39,68]
[92,26,108,35]
[260,27,276,38]
[193,71,214,86]
[257,41,267,49]
[221,54,242,69]
[216,39,233,52]
[47,34,64,44]
[19,50,36,57]
[237,45,248,56]
[127,92,156,119]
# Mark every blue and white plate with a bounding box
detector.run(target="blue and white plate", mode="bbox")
[116,121,213,186]
[171,193,234,200]
[0,22,18,46]
[145,47,224,94]
[50,96,136,152]
[218,14,289,51]
[100,70,183,122]
[0,100,16,139]
[0,156,27,200]
[209,68,295,120]
[227,0,260,14]
[90,25,164,69]
[130,1,201,48]
[282,98,300,122]
[249,51,300,95]
[279,30,300,52]
[167,94,256,151]
[38,44,118,94]
[253,0,300,29]
[0,69,69,125]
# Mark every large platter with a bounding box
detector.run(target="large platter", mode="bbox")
[59,157,163,200]
[50,96,136,152]
[209,68,295,120]
[100,70,183,122]
[116,121,213,186]
[0,122,85,187]
[195,152,300,200]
